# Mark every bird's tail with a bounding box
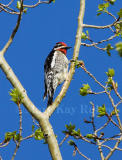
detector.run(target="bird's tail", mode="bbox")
[43,88,53,106]
[47,94,54,106]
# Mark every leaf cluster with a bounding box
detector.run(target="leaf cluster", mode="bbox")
[98,104,106,117]
[9,88,23,104]
[81,31,89,40]
[34,128,44,140]
[68,140,76,146]
[80,84,91,96]
[105,68,118,91]
[63,123,81,137]
[4,131,21,143]
[116,42,122,57]
[106,44,114,56]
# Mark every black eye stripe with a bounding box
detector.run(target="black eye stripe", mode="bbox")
[54,43,63,49]
[56,43,62,47]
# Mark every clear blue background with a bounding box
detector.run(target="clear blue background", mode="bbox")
[0,0,122,159]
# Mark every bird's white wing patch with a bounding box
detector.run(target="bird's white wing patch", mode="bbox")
[51,52,57,68]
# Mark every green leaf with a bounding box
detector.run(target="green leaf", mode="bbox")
[65,123,75,133]
[104,2,109,8]
[72,129,81,137]
[74,60,84,68]
[98,3,109,11]
[109,0,116,5]
[106,77,114,91]
[116,42,122,57]
[14,134,22,142]
[68,140,75,146]
[83,84,90,90]
[117,9,122,18]
[86,134,94,139]
[5,131,16,142]
[98,4,105,11]
[106,68,115,77]
[34,128,44,140]
[23,8,28,13]
[17,1,21,9]
[9,88,23,104]
[115,23,122,37]
[97,12,102,16]
[111,109,119,115]
[98,104,106,117]
[81,32,88,40]
[107,86,113,91]
[106,43,114,56]
[98,112,106,117]
[86,30,89,36]
[80,84,90,96]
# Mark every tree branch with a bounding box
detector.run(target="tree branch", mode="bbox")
[105,136,122,160]
[80,64,105,89]
[23,0,52,8]
[73,144,90,160]
[81,34,116,47]
[11,103,22,160]
[83,18,120,29]
[0,0,23,56]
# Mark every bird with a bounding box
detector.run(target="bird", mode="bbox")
[43,42,71,106]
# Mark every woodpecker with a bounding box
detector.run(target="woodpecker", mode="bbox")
[43,42,71,106]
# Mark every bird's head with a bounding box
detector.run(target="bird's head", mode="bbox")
[53,42,71,55]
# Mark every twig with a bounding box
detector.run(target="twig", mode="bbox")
[11,101,22,160]
[90,102,96,132]
[0,0,23,56]
[0,141,10,148]
[79,135,96,145]
[105,136,122,160]
[59,134,69,146]
[80,64,105,89]
[103,10,117,21]
[81,34,116,48]
[101,144,112,151]
[97,140,105,160]
[83,17,120,29]
[73,143,90,160]
[22,133,35,141]
[32,117,40,128]
[89,91,106,95]
[0,5,19,14]
[112,81,122,100]
[110,119,120,129]
[0,3,19,14]
[116,100,122,107]
[107,93,122,131]
[23,0,52,8]
[6,0,14,7]
[116,147,122,151]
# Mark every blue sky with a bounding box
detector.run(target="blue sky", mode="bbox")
[0,0,122,159]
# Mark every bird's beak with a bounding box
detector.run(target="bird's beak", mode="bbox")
[65,46,72,50]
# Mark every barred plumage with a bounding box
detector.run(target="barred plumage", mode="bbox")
[43,42,71,106]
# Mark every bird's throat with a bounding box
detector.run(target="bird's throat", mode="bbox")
[57,48,67,55]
